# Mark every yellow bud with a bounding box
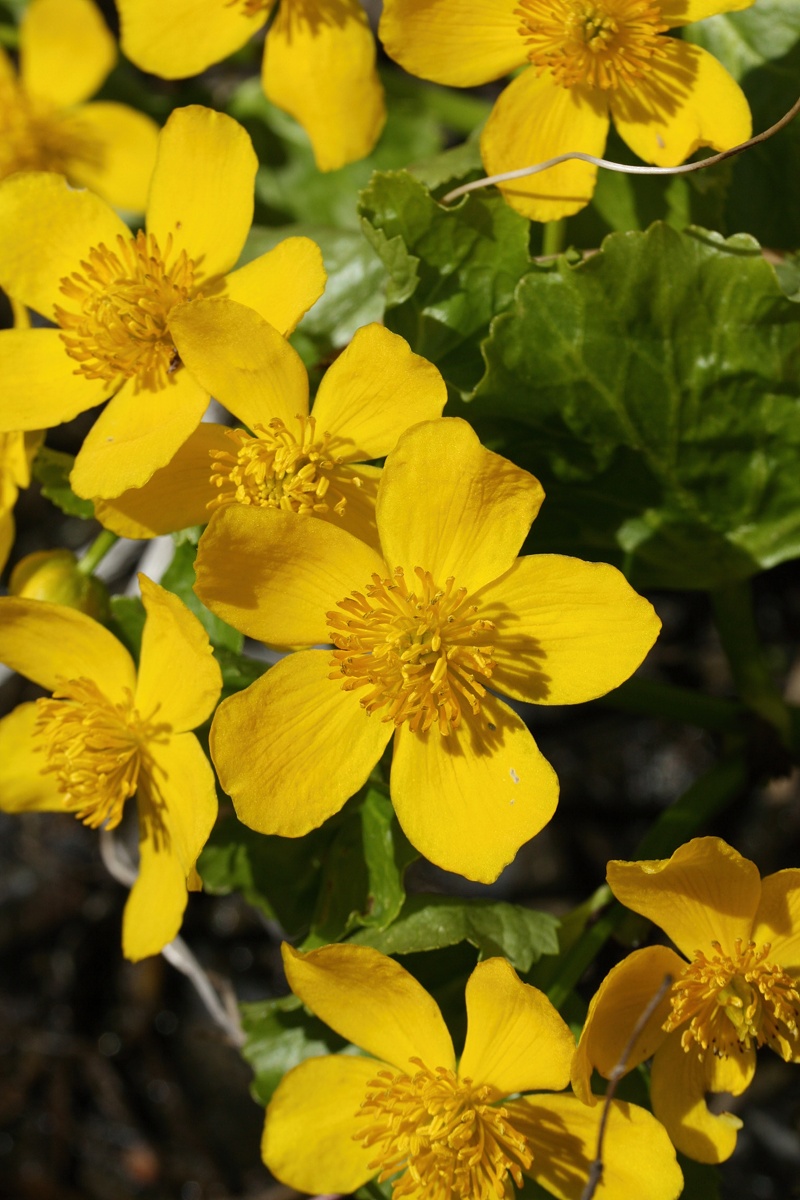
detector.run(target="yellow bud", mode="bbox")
[10,549,110,621]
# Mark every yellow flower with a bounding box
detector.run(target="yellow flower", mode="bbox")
[195,417,660,882]
[572,836,800,1163]
[263,943,683,1200]
[93,307,446,551]
[0,576,222,961]
[379,0,753,221]
[0,104,326,501]
[1,0,159,211]
[0,430,40,574]
[117,0,386,172]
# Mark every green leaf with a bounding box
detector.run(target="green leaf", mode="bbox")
[465,223,800,590]
[358,170,532,396]
[350,896,559,974]
[32,447,94,519]
[161,535,244,652]
[677,1156,720,1200]
[683,1,800,82]
[240,994,351,1107]
[212,645,269,701]
[107,595,146,663]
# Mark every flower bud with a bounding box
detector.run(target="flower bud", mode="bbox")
[9,549,110,621]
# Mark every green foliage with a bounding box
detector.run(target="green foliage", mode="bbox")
[240,993,351,1107]
[465,222,800,590]
[32,447,94,520]
[351,895,559,974]
[107,595,146,663]
[161,533,244,652]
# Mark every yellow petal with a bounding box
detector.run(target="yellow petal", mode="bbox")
[263,0,385,171]
[459,958,573,1095]
[390,693,559,884]
[122,731,217,961]
[379,0,525,86]
[168,297,309,431]
[607,837,762,960]
[195,505,385,646]
[283,943,455,1072]
[210,650,392,836]
[510,1093,684,1200]
[21,0,115,108]
[0,329,109,432]
[136,576,221,733]
[475,555,661,705]
[377,418,544,596]
[146,106,257,282]
[118,0,269,79]
[651,1029,741,1163]
[661,0,755,27]
[94,422,230,539]
[0,597,136,700]
[610,41,751,167]
[221,235,326,335]
[752,868,800,971]
[64,102,160,213]
[262,1055,381,1194]
[0,702,65,813]
[570,945,683,1104]
[311,324,447,460]
[70,368,210,499]
[705,1040,755,1096]
[481,72,609,222]
[0,173,129,318]
[318,462,382,554]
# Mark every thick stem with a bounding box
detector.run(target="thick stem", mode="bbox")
[542,218,567,257]
[77,529,118,577]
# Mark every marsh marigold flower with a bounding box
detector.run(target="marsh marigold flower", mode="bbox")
[0,104,326,501]
[117,0,386,172]
[0,577,222,961]
[195,417,660,882]
[572,837,800,1163]
[379,0,753,221]
[263,943,683,1200]
[0,430,41,574]
[1,0,158,211]
[93,304,446,549]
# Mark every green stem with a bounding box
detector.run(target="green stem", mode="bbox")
[542,218,567,257]
[710,579,791,744]
[600,676,743,732]
[0,24,19,48]
[546,753,749,1010]
[77,530,118,577]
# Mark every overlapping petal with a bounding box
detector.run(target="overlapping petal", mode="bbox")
[136,576,221,733]
[118,0,270,79]
[661,0,754,25]
[312,324,447,460]
[146,106,257,282]
[752,869,800,972]
[263,0,385,171]
[650,1028,742,1163]
[195,506,385,647]
[0,703,65,813]
[262,1055,379,1194]
[282,943,455,1072]
[220,236,326,334]
[377,419,544,596]
[63,102,160,212]
[390,693,558,883]
[210,651,393,836]
[459,958,573,1095]
[607,837,763,959]
[0,330,110,433]
[476,555,661,705]
[0,597,136,701]
[21,0,115,108]
[379,0,525,86]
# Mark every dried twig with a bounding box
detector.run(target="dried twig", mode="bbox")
[580,973,674,1200]
[442,96,800,205]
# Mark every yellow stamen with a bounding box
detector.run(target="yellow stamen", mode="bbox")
[0,78,103,180]
[665,939,800,1062]
[517,0,669,90]
[34,678,170,830]
[54,231,198,393]
[208,415,353,516]
[328,567,496,736]
[354,1058,532,1200]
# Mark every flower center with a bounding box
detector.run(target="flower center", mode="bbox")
[34,678,170,830]
[664,939,800,1062]
[208,415,353,516]
[0,78,103,180]
[327,567,496,736]
[516,0,669,89]
[353,1058,532,1200]
[54,231,198,393]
